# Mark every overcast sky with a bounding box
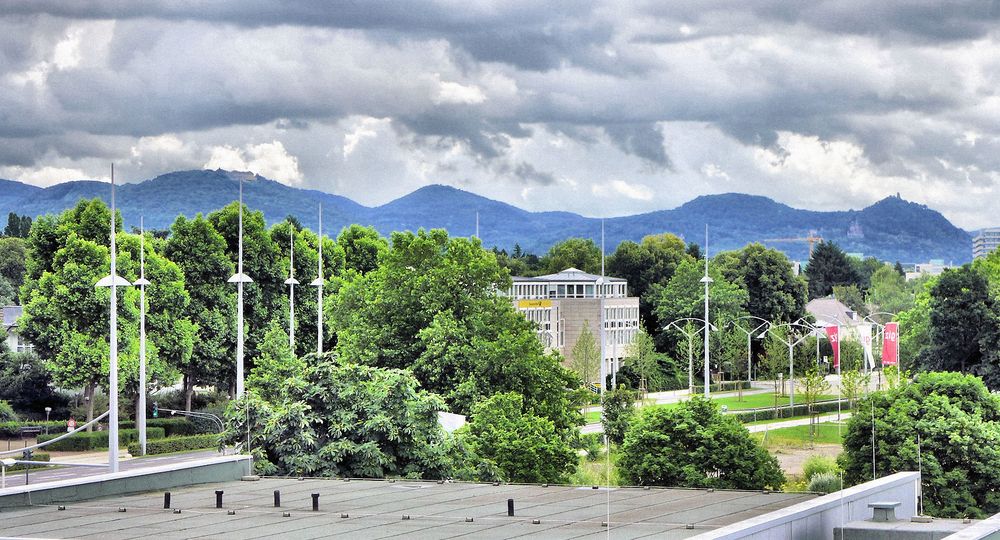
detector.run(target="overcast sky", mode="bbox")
[1,1,999,229]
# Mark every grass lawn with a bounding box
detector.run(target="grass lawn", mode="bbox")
[584,411,602,424]
[658,393,841,411]
[751,422,846,449]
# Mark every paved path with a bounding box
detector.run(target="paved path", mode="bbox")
[0,448,222,489]
[582,410,853,435]
[744,412,852,433]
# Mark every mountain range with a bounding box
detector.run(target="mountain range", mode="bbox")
[0,169,973,263]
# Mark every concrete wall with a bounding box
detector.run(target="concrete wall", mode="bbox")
[0,455,251,509]
[693,472,920,540]
[944,513,1000,540]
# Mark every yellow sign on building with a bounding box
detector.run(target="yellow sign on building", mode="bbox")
[517,299,553,309]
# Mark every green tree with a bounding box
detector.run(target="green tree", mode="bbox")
[622,328,665,394]
[800,367,830,414]
[761,326,789,403]
[653,258,748,329]
[3,213,32,238]
[0,237,26,301]
[541,237,601,274]
[716,244,807,324]
[897,277,935,368]
[0,276,14,305]
[223,354,450,478]
[331,229,584,431]
[608,233,692,335]
[601,385,637,445]
[832,284,867,317]
[246,322,304,403]
[460,392,577,483]
[839,372,1000,518]
[805,241,861,299]
[570,322,600,385]
[920,267,997,385]
[618,397,783,489]
[165,214,235,409]
[839,368,869,408]
[337,224,387,275]
[867,264,915,315]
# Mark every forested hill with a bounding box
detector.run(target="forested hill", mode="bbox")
[0,169,972,263]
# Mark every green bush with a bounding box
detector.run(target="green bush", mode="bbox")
[0,421,66,438]
[0,400,18,422]
[802,455,839,482]
[807,472,842,493]
[118,418,209,437]
[128,433,219,456]
[36,427,165,451]
[4,452,50,472]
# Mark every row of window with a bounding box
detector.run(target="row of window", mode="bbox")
[510,282,629,299]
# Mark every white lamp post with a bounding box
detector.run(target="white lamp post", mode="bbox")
[310,205,324,356]
[284,223,299,350]
[133,217,151,456]
[728,316,770,383]
[95,165,131,473]
[700,226,713,397]
[228,177,253,397]
[759,322,814,407]
[664,318,717,396]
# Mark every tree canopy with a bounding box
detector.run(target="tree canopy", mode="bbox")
[618,397,784,489]
[805,241,862,299]
[839,372,1000,518]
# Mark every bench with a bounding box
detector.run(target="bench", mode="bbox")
[18,426,43,438]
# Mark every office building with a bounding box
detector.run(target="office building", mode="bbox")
[973,228,1000,259]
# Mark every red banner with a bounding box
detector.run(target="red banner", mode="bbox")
[825,326,840,370]
[882,322,899,366]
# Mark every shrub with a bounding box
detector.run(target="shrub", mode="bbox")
[729,398,851,423]
[0,400,17,422]
[802,455,839,482]
[36,427,165,451]
[0,421,66,438]
[128,433,219,456]
[118,418,210,437]
[807,472,842,493]
[618,396,784,490]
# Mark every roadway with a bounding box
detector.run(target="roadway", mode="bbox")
[1,449,223,489]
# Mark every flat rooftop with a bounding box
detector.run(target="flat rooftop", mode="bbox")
[0,477,815,539]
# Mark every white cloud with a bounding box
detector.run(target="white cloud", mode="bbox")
[434,80,487,105]
[204,141,303,185]
[1,166,96,187]
[342,117,390,158]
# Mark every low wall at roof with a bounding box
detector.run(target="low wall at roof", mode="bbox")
[943,512,1000,540]
[693,472,920,540]
[0,455,251,509]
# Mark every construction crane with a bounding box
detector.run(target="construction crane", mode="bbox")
[763,231,823,258]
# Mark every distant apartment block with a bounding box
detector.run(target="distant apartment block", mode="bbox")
[905,259,955,281]
[973,228,1000,259]
[509,268,640,379]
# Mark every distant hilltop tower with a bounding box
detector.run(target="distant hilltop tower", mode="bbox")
[847,219,864,239]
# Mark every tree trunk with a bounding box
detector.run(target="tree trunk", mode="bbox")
[85,383,95,431]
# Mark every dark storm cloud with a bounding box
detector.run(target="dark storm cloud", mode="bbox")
[1,1,999,226]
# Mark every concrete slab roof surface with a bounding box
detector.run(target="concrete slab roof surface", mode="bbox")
[0,477,814,539]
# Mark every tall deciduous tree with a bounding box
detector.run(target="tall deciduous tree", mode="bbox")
[715,244,807,324]
[337,224,387,275]
[541,237,601,274]
[919,267,1000,388]
[805,241,861,299]
[331,229,584,431]
[165,214,235,409]
[0,237,26,301]
[867,264,915,315]
[607,233,691,336]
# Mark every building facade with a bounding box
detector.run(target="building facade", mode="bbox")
[509,268,640,382]
[973,228,1000,259]
[2,305,31,353]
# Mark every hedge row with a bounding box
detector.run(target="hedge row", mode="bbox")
[709,381,753,393]
[4,452,51,471]
[0,421,67,438]
[36,427,165,451]
[118,418,208,437]
[729,398,853,424]
[128,434,219,456]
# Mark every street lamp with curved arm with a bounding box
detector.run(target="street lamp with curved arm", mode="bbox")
[727,315,771,383]
[664,318,718,395]
[757,321,816,407]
